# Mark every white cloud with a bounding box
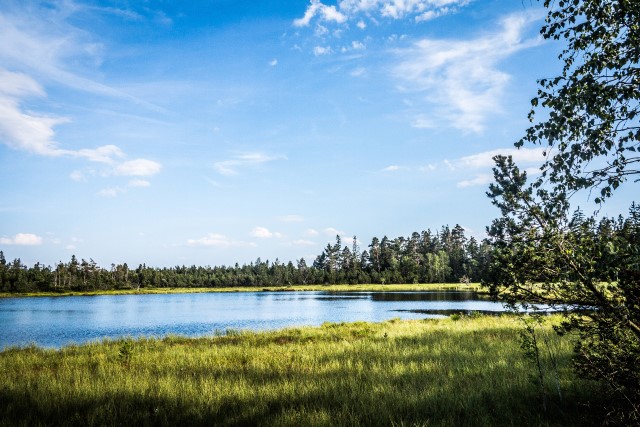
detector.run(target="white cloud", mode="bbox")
[0,11,158,109]
[457,174,493,188]
[324,227,345,237]
[187,233,255,248]
[115,159,162,177]
[304,228,319,237]
[350,67,366,77]
[128,179,151,187]
[65,244,77,251]
[351,40,366,50]
[0,6,164,191]
[214,152,286,176]
[394,11,543,133]
[0,68,70,157]
[313,46,332,56]
[0,70,128,163]
[74,145,125,164]
[251,227,283,239]
[269,58,278,66]
[279,215,304,223]
[450,147,547,187]
[452,147,547,170]
[0,233,43,246]
[295,0,468,27]
[419,164,437,172]
[70,170,86,182]
[291,239,316,246]
[97,187,124,197]
[378,148,546,187]
[0,67,159,188]
[294,0,347,27]
[410,115,435,129]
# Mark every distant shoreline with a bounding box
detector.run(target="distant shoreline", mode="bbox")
[0,283,484,298]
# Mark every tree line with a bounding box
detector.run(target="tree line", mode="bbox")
[0,224,492,293]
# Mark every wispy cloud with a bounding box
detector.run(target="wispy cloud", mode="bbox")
[128,179,151,188]
[291,239,316,246]
[114,159,162,177]
[379,147,546,187]
[0,71,162,187]
[456,174,493,188]
[350,67,367,77]
[279,215,304,223]
[0,3,164,189]
[323,227,345,237]
[394,12,543,133]
[450,147,546,187]
[186,233,256,248]
[0,233,43,246]
[452,147,547,170]
[304,228,319,237]
[0,8,159,107]
[214,152,286,176]
[0,69,148,172]
[97,187,124,198]
[0,68,70,157]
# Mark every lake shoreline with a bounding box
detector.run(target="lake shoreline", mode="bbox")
[0,282,486,298]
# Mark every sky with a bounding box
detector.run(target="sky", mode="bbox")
[0,0,634,268]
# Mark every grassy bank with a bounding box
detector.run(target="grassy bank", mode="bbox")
[0,282,485,298]
[0,315,602,426]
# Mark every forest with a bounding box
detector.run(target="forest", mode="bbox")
[0,224,493,292]
[2,210,638,293]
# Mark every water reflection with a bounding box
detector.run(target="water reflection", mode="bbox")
[0,290,505,349]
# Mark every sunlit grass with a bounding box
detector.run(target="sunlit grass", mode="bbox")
[0,315,602,426]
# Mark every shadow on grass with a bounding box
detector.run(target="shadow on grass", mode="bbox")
[0,321,607,427]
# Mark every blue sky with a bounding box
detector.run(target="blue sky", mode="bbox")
[0,0,632,268]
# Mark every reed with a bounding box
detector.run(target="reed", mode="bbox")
[0,315,602,426]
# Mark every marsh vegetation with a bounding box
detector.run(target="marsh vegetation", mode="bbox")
[0,315,602,426]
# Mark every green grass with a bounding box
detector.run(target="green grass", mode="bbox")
[0,315,603,426]
[0,282,485,298]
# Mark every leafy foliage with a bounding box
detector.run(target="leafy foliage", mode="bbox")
[521,0,640,203]
[487,155,640,422]
[486,1,640,422]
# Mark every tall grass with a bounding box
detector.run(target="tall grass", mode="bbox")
[0,315,602,426]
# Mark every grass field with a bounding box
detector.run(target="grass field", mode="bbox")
[0,282,485,298]
[0,314,603,426]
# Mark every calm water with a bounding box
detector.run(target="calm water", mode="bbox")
[0,291,505,349]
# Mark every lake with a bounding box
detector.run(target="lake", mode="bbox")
[0,290,505,349]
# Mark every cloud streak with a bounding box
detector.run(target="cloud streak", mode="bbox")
[187,233,256,248]
[0,4,164,190]
[394,12,543,133]
[214,152,286,176]
[382,147,547,187]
